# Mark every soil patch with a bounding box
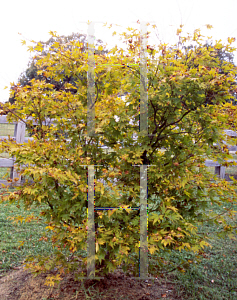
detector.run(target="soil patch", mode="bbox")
[0,263,181,299]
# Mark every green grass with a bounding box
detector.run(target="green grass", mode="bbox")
[0,200,53,275]
[0,124,15,136]
[0,123,30,137]
[0,123,30,181]
[149,198,237,299]
[0,168,10,179]
[0,198,87,278]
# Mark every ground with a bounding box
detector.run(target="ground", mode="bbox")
[0,263,180,300]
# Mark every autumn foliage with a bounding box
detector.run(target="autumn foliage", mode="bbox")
[1,24,237,286]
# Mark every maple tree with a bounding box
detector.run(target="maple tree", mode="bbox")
[9,32,109,105]
[1,24,237,286]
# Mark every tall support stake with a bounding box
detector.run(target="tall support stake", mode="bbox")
[87,165,95,278]
[140,22,148,136]
[87,21,95,137]
[139,22,149,278]
[140,165,148,278]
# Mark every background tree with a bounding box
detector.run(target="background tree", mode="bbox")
[1,25,237,286]
[8,32,111,139]
[9,32,109,105]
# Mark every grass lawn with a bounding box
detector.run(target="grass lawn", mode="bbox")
[0,168,10,180]
[149,198,237,299]
[0,123,29,181]
[0,123,30,137]
[0,124,15,137]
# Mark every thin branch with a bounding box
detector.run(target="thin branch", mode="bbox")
[0,104,28,126]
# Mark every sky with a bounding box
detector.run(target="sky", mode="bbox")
[1,0,237,103]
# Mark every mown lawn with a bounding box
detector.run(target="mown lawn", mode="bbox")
[0,123,30,137]
[149,196,237,299]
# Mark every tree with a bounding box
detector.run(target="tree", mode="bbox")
[156,28,237,108]
[192,39,237,106]
[9,32,109,104]
[8,31,110,138]
[1,24,237,287]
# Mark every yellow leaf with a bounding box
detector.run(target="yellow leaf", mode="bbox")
[52,42,60,48]
[108,209,116,218]
[149,245,157,254]
[184,190,191,197]
[228,37,236,44]
[18,241,25,247]
[182,242,191,249]
[205,24,213,30]
[45,226,54,231]
[98,239,105,245]
[161,239,169,246]
[167,206,178,212]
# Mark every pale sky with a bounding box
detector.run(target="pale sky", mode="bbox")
[1,0,237,103]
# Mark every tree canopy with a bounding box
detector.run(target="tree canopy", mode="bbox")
[1,24,237,285]
[9,32,109,104]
